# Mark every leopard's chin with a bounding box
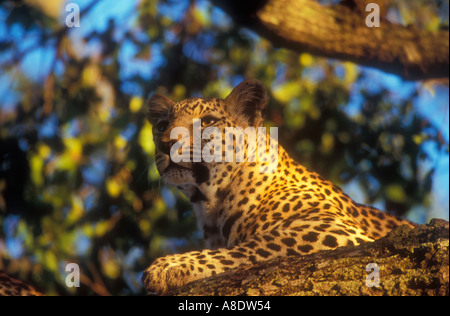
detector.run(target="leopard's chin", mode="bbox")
[155,153,191,173]
[154,156,193,186]
[156,153,211,186]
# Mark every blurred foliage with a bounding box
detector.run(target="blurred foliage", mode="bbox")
[0,0,448,295]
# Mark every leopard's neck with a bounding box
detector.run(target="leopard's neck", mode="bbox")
[190,145,287,248]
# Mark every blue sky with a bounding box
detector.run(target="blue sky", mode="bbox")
[343,68,449,222]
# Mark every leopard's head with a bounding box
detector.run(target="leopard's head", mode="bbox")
[146,79,269,202]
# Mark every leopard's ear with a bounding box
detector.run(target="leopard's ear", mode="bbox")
[146,94,175,125]
[224,79,268,126]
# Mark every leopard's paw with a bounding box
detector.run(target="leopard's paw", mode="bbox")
[141,257,193,295]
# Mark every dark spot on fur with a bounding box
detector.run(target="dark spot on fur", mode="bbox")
[298,245,313,253]
[322,235,338,248]
[281,237,296,247]
[256,248,271,258]
[191,187,208,203]
[229,251,246,259]
[192,163,209,183]
[222,211,243,240]
[302,231,319,242]
[267,243,281,251]
[220,260,234,266]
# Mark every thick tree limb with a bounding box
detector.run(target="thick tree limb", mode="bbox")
[170,219,449,296]
[211,0,449,80]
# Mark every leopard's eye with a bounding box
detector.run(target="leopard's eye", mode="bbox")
[155,120,169,133]
[201,115,219,127]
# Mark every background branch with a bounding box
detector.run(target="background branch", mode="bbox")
[211,0,449,80]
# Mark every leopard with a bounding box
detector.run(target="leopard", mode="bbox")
[142,79,416,294]
[0,271,43,296]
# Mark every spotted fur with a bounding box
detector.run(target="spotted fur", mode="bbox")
[0,272,43,296]
[142,79,416,294]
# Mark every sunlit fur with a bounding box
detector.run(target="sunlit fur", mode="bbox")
[142,79,416,294]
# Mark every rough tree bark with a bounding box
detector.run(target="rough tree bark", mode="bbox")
[170,219,449,296]
[211,0,449,80]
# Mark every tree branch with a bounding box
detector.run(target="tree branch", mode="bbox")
[211,0,449,80]
[170,219,449,295]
